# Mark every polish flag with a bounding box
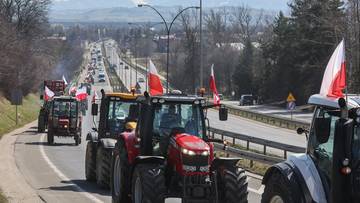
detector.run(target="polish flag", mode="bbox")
[76,87,88,101]
[62,75,68,86]
[320,40,346,98]
[209,64,220,105]
[69,85,77,96]
[148,60,163,96]
[44,86,55,101]
[92,90,99,103]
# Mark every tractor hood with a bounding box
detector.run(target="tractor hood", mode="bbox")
[175,134,210,152]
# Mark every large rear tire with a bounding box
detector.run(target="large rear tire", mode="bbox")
[131,164,166,203]
[85,142,97,181]
[261,171,303,203]
[96,146,111,188]
[38,116,45,133]
[218,167,248,203]
[47,128,54,145]
[111,140,130,203]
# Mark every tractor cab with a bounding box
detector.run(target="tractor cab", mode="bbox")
[92,92,140,138]
[305,94,360,202]
[262,94,360,203]
[47,96,82,145]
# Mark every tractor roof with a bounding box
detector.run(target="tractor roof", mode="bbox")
[308,94,360,109]
[137,94,206,103]
[106,93,139,100]
[53,96,77,101]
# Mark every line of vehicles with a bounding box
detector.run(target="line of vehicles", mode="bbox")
[37,41,360,203]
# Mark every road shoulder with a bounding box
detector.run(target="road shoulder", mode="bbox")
[0,121,43,203]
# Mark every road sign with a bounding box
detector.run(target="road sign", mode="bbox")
[287,101,296,111]
[286,92,296,102]
[11,89,23,105]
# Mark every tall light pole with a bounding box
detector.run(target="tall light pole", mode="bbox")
[199,0,204,93]
[138,4,200,93]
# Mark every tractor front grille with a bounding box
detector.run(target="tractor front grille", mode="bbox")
[182,154,209,167]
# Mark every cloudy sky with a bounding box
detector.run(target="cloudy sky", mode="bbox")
[51,0,290,11]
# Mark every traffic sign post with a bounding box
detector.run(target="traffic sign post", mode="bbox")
[286,92,296,120]
[11,89,23,125]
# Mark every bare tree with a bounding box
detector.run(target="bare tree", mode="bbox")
[231,6,263,41]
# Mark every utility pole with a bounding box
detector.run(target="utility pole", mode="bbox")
[200,0,203,91]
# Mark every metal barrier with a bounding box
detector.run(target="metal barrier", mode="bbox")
[225,105,311,130]
[209,127,306,165]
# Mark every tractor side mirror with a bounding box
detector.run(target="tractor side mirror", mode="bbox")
[91,103,98,116]
[40,95,43,100]
[314,117,331,144]
[219,106,228,121]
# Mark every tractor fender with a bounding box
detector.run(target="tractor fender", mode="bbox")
[134,156,165,166]
[263,154,326,203]
[211,157,241,171]
[99,138,116,149]
[86,132,98,142]
[288,154,327,203]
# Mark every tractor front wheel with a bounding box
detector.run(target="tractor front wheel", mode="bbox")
[131,164,166,203]
[261,171,303,203]
[218,167,248,203]
[47,128,54,145]
[96,146,111,188]
[85,142,97,181]
[111,140,130,203]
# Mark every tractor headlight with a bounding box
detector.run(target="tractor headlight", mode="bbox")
[182,148,196,156]
[64,125,68,128]
[159,99,165,104]
[152,98,158,103]
[201,150,209,156]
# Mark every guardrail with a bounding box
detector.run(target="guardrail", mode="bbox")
[208,127,306,165]
[224,105,311,130]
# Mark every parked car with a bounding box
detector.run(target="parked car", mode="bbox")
[138,77,145,83]
[239,94,257,106]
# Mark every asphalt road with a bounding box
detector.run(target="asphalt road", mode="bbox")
[10,40,302,203]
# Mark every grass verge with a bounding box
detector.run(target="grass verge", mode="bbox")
[0,94,39,139]
[0,190,7,203]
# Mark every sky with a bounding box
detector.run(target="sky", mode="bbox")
[51,0,289,11]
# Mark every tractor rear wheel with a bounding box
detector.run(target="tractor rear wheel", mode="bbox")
[261,171,303,203]
[85,142,97,181]
[38,115,45,133]
[111,140,130,203]
[96,146,111,188]
[47,128,54,145]
[131,164,166,203]
[218,167,248,203]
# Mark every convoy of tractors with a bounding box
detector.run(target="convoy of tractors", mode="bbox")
[36,41,360,203]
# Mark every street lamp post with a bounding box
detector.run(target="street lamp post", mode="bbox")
[199,0,203,93]
[138,4,200,93]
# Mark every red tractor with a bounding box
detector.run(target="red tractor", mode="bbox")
[111,92,248,203]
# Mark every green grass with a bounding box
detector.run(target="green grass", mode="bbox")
[0,190,7,203]
[0,94,40,139]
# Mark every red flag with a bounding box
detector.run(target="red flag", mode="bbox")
[320,40,346,98]
[148,60,163,96]
[209,64,220,105]
[44,86,55,101]
[76,86,87,101]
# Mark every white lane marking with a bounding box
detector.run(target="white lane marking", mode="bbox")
[39,135,103,203]
[247,177,264,195]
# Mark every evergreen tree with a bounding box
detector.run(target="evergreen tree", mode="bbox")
[233,40,254,96]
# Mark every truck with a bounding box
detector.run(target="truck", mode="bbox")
[46,96,82,145]
[38,80,66,133]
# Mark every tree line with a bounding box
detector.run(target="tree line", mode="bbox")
[0,0,84,99]
[114,0,360,104]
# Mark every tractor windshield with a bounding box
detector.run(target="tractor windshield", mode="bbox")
[107,100,137,134]
[153,103,204,139]
[53,101,77,118]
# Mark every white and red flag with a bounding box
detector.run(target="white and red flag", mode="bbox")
[44,86,55,101]
[209,64,220,105]
[92,90,99,103]
[62,75,68,86]
[148,60,163,96]
[76,86,88,101]
[69,85,77,96]
[320,40,346,98]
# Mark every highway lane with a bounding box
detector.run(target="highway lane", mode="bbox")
[11,40,275,203]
